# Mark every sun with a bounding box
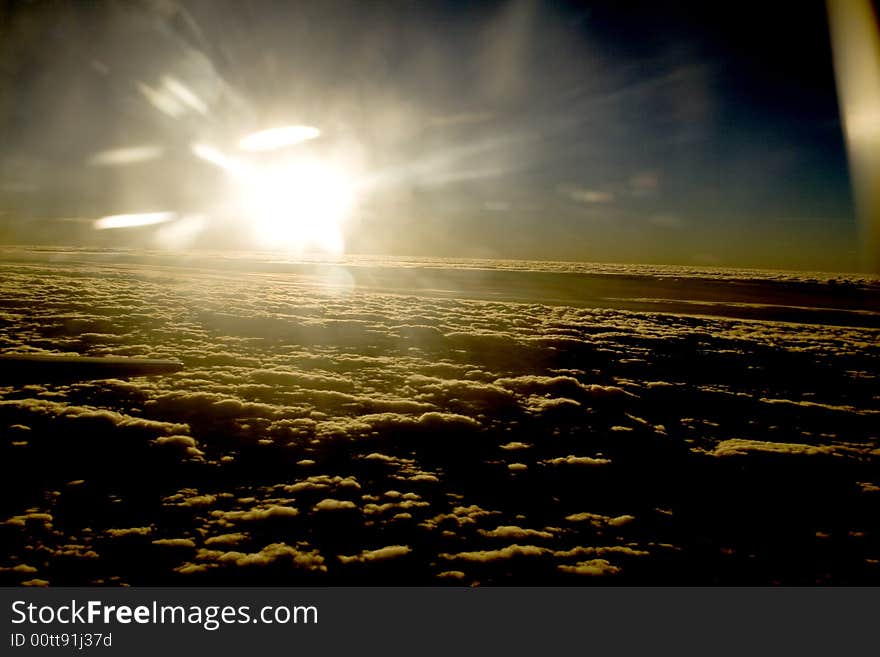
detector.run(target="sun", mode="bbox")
[190,126,358,254]
[238,159,355,254]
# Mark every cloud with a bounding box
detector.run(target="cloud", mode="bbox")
[542,455,612,466]
[48,544,99,560]
[338,545,412,564]
[565,513,635,528]
[420,505,500,530]
[0,398,190,435]
[3,512,53,528]
[436,570,467,580]
[707,439,842,458]
[163,490,217,508]
[362,452,397,462]
[313,499,357,512]
[0,564,38,574]
[189,543,326,572]
[406,375,516,409]
[204,533,249,546]
[759,397,879,416]
[499,441,532,451]
[282,475,361,494]
[151,538,196,548]
[494,376,636,400]
[557,559,621,576]
[416,411,482,430]
[211,506,300,523]
[250,369,355,392]
[440,544,548,562]
[524,396,581,413]
[152,434,204,458]
[363,496,429,516]
[554,545,648,558]
[478,526,554,540]
[106,527,153,538]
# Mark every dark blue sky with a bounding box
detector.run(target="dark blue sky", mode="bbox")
[0,0,865,270]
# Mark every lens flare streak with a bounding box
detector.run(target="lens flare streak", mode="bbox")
[94,212,177,230]
[238,125,321,152]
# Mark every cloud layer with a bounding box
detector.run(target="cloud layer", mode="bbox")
[0,249,878,585]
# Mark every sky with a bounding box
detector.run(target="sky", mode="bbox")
[0,0,868,270]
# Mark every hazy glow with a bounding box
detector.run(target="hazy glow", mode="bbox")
[154,214,207,249]
[88,145,163,167]
[238,126,321,152]
[94,212,176,230]
[239,161,353,253]
[0,1,862,270]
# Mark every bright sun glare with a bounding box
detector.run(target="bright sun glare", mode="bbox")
[239,159,354,254]
[191,126,357,254]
